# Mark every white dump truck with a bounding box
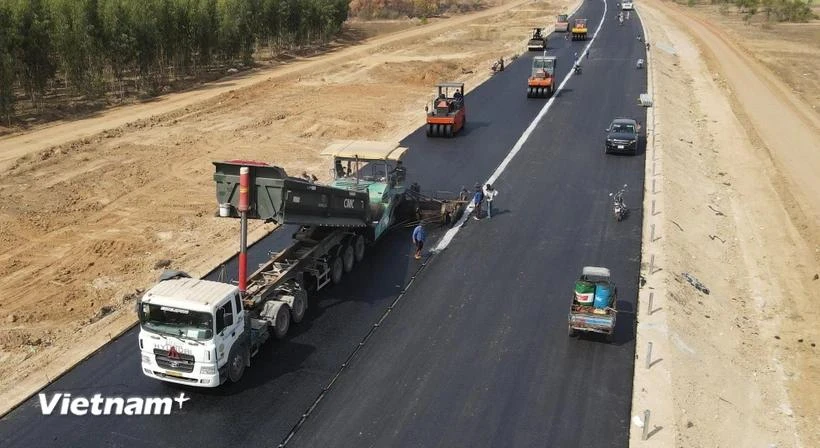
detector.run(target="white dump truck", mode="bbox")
[137,141,465,386]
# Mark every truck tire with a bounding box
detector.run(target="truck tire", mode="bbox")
[227,345,247,383]
[342,244,355,273]
[272,304,291,339]
[330,255,344,285]
[290,291,307,324]
[568,325,576,337]
[353,235,366,262]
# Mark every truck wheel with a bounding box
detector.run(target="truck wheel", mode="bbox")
[290,291,306,324]
[227,346,247,383]
[273,305,291,339]
[353,235,366,262]
[342,244,355,273]
[330,255,344,285]
[568,326,576,337]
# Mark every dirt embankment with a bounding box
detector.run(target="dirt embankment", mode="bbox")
[0,0,576,417]
[632,1,819,446]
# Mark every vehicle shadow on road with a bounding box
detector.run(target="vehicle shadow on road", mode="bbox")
[612,299,637,346]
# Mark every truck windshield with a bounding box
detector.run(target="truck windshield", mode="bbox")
[139,303,213,341]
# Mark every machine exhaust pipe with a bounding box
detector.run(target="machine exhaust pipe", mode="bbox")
[238,166,249,294]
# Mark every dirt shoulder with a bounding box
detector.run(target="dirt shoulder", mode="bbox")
[631,0,819,446]
[0,0,577,417]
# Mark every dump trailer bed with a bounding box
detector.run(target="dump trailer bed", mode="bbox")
[213,160,371,227]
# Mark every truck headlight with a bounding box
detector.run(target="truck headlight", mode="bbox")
[200,365,216,375]
[141,354,150,364]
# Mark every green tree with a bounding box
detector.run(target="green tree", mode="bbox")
[15,0,57,106]
[100,0,137,97]
[190,0,220,71]
[51,0,106,96]
[0,3,18,122]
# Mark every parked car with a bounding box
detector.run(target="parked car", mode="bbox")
[604,118,639,155]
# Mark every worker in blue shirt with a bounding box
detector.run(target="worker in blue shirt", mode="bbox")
[412,222,426,260]
[472,184,484,220]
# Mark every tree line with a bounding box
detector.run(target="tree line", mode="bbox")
[701,0,816,22]
[0,0,351,121]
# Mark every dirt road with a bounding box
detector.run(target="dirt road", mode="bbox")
[631,1,819,446]
[0,0,576,416]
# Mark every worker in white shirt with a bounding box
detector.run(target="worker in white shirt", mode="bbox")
[483,184,498,218]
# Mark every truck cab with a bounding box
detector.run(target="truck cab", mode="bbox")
[138,277,244,387]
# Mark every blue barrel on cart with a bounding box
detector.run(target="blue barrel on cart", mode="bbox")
[593,284,612,309]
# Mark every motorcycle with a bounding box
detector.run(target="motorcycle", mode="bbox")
[609,185,628,221]
[491,58,505,73]
[573,63,582,75]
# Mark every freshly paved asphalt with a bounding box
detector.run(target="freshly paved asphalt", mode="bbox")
[0,1,647,446]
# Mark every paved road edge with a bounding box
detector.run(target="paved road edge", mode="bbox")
[629,5,677,447]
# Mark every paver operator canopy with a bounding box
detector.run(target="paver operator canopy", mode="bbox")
[321,140,408,203]
[321,140,410,228]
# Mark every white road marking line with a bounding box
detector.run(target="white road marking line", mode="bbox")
[433,0,609,252]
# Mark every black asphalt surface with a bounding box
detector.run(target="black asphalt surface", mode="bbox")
[0,1,647,446]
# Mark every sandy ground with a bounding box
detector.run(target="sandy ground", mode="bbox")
[631,1,819,446]
[0,0,577,416]
[684,4,820,115]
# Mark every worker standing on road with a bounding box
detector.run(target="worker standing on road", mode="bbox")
[472,184,484,220]
[483,184,498,219]
[412,222,426,260]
